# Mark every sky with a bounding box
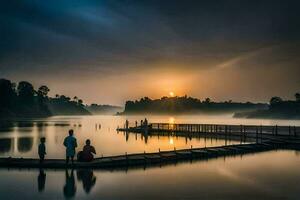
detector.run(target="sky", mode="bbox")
[1,0,300,105]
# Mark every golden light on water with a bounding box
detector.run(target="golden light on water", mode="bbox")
[169,138,174,145]
[169,117,175,129]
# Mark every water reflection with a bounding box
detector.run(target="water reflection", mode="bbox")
[0,138,12,153]
[63,169,97,198]
[121,131,245,148]
[18,137,33,153]
[63,169,76,199]
[77,169,96,194]
[0,115,299,159]
[37,169,46,192]
[35,169,97,198]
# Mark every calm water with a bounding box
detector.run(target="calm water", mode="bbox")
[0,150,299,200]
[0,115,300,159]
[0,115,300,199]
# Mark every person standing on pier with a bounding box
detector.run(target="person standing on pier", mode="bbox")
[144,118,148,126]
[144,118,149,134]
[38,137,46,163]
[63,129,78,164]
[140,120,143,127]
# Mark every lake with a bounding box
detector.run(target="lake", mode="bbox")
[0,115,300,199]
[0,150,300,200]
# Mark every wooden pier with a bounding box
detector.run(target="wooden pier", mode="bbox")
[0,123,299,169]
[0,140,299,169]
[117,123,300,140]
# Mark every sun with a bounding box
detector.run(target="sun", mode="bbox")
[169,117,175,124]
[169,91,175,97]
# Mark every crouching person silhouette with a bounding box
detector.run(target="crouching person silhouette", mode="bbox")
[77,139,96,162]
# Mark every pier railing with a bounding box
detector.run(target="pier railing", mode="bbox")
[148,123,299,137]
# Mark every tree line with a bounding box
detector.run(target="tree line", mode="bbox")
[234,93,300,119]
[0,78,89,118]
[123,95,267,114]
[265,93,300,116]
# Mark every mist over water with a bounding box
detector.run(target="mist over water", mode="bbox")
[1,114,299,159]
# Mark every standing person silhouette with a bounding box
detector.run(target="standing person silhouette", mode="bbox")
[63,129,77,164]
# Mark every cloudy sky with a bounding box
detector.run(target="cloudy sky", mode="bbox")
[1,0,300,105]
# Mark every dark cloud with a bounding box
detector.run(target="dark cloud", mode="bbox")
[0,0,299,103]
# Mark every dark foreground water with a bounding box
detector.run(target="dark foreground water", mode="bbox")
[0,150,299,200]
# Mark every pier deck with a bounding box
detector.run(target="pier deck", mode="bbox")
[117,123,300,140]
[1,123,299,169]
[0,141,299,169]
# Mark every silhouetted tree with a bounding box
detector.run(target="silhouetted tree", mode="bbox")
[204,98,211,103]
[73,96,78,102]
[0,78,89,117]
[270,96,283,106]
[36,86,50,113]
[295,93,300,102]
[0,79,16,108]
[125,101,135,112]
[59,95,71,102]
[37,86,50,99]
[17,81,35,105]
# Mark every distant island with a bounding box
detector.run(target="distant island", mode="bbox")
[47,95,90,116]
[2,78,299,119]
[121,96,267,115]
[234,93,300,119]
[85,104,123,115]
[0,78,117,118]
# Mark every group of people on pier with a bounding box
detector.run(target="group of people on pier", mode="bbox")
[38,119,149,163]
[125,118,148,129]
[38,129,96,164]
